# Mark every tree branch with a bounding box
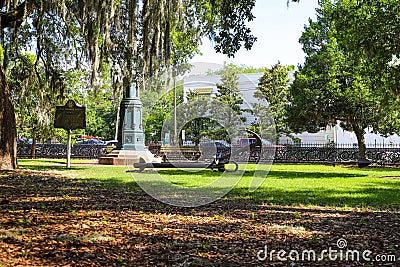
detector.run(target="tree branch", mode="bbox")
[0,0,8,9]
[0,1,35,30]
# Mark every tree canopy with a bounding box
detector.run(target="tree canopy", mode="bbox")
[286,0,400,158]
[254,62,292,142]
[0,0,260,169]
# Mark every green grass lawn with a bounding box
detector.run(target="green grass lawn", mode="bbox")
[17,159,400,210]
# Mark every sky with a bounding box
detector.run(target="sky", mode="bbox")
[189,0,320,68]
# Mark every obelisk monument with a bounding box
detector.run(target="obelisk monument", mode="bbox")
[99,83,159,165]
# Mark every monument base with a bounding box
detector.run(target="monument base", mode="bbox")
[98,149,161,166]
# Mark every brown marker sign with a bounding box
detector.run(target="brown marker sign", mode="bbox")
[54,100,86,130]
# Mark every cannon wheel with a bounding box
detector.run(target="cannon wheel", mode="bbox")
[138,157,147,172]
[245,129,262,164]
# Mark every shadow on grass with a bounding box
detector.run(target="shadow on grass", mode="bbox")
[256,170,366,179]
[92,170,400,209]
[154,169,366,179]
[353,166,400,172]
[227,169,398,208]
[18,165,87,171]
[227,184,400,209]
[18,159,68,165]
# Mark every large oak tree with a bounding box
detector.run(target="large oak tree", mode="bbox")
[287,0,400,159]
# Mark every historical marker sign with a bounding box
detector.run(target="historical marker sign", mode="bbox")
[54,100,86,130]
[54,100,86,168]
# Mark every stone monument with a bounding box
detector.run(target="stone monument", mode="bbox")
[99,84,159,165]
[119,83,145,150]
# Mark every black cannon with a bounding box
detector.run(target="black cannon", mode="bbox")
[134,130,263,172]
[134,158,238,172]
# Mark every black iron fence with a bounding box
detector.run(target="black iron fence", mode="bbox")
[17,143,400,165]
[17,144,107,159]
[281,142,400,148]
[273,146,400,164]
[148,144,400,165]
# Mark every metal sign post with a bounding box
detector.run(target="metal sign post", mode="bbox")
[54,100,86,168]
[66,129,72,168]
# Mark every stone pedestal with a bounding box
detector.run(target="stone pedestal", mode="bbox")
[120,97,145,150]
[98,149,160,165]
[99,84,160,165]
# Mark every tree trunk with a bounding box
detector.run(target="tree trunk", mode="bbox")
[352,123,366,159]
[30,135,36,159]
[114,92,121,141]
[0,64,17,170]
